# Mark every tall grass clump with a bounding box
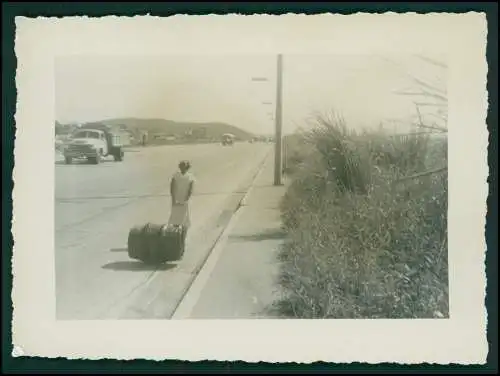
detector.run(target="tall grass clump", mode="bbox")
[276,114,448,319]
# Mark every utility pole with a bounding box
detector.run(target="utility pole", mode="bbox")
[274,54,284,186]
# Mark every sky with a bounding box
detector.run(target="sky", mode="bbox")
[55,54,447,135]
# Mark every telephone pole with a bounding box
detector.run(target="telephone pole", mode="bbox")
[274,54,284,186]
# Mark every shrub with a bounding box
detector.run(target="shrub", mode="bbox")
[283,131,314,176]
[275,116,448,319]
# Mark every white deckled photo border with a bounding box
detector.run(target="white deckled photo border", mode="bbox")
[11,12,489,364]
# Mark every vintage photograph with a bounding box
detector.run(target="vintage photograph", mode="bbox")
[12,12,488,363]
[54,53,449,321]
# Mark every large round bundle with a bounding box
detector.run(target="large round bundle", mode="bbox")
[128,223,187,264]
[127,224,147,261]
[158,224,185,262]
[151,224,186,263]
[143,223,166,264]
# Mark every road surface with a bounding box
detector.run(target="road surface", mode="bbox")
[55,142,271,320]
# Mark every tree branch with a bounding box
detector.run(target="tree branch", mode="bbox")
[394,90,448,102]
[412,122,448,132]
[395,166,448,183]
[414,54,448,69]
[413,102,448,107]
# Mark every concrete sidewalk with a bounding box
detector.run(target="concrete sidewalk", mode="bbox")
[173,152,288,319]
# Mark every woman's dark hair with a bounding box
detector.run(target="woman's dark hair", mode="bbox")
[179,160,191,171]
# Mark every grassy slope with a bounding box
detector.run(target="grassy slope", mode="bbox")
[275,116,448,319]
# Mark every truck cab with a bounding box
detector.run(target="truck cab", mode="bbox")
[64,128,124,165]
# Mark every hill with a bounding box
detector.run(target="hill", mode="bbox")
[83,118,255,141]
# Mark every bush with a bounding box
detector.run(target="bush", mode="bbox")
[275,116,448,319]
[283,132,314,176]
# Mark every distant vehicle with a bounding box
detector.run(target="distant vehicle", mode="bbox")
[63,128,124,165]
[221,133,235,146]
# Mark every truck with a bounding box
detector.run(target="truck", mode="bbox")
[221,133,235,146]
[63,127,124,165]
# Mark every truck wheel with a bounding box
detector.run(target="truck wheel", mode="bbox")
[113,149,123,162]
[89,155,100,164]
[65,157,72,164]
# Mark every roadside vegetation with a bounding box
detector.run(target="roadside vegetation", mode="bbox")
[275,57,448,319]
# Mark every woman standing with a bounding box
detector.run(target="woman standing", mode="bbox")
[169,160,195,248]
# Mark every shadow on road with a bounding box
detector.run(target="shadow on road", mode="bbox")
[101,260,176,272]
[228,229,287,242]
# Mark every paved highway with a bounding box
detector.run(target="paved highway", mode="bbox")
[55,142,271,320]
